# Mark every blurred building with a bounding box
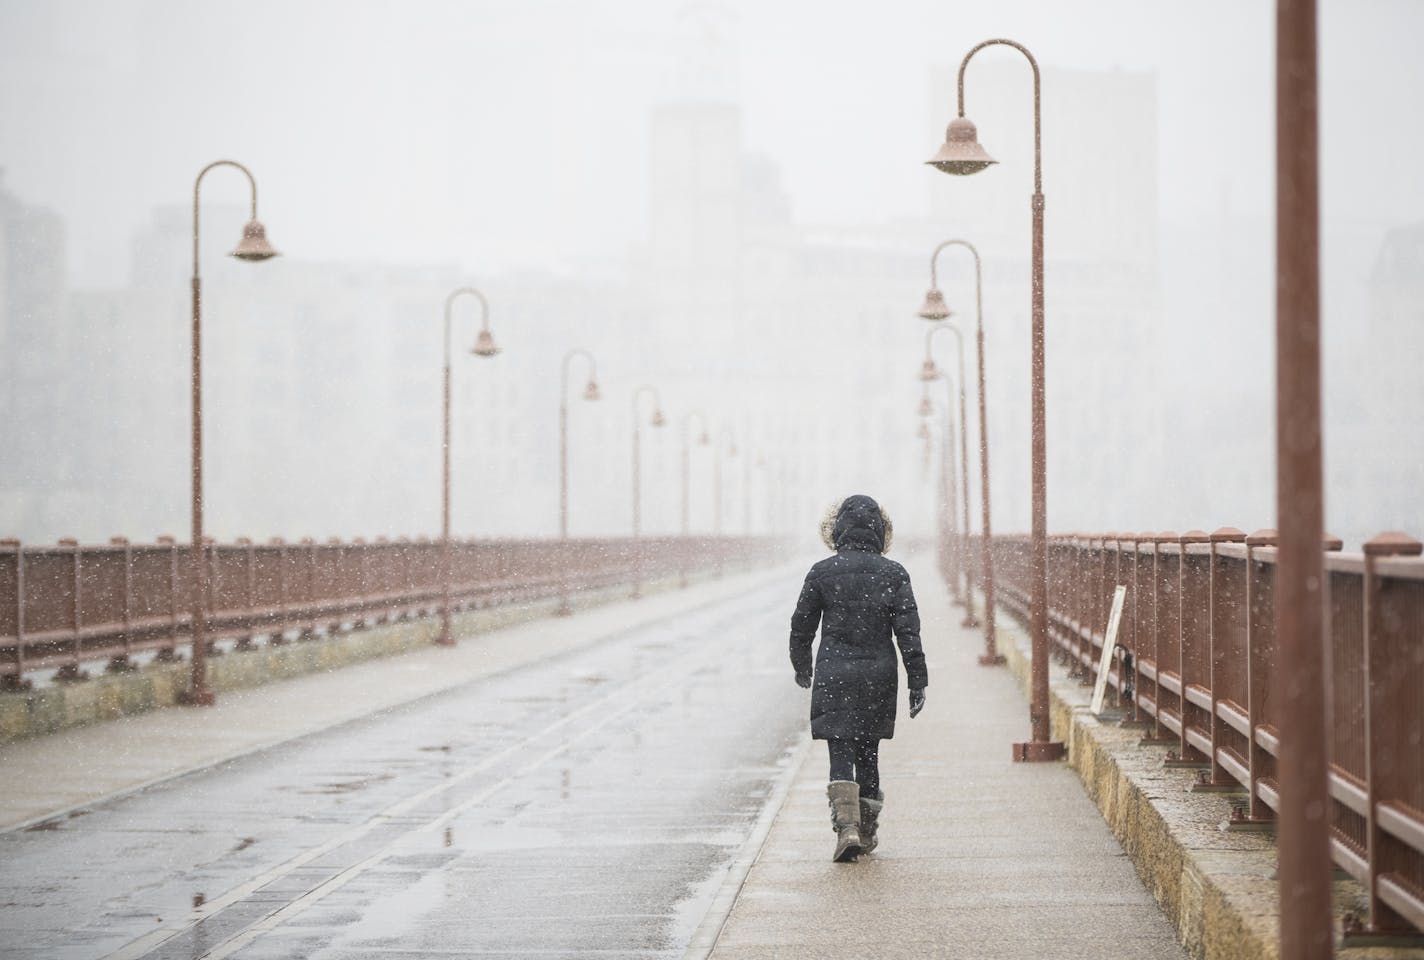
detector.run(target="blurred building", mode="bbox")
[0,172,74,533]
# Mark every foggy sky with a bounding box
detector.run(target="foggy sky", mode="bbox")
[2,0,1423,548]
[3,0,1419,287]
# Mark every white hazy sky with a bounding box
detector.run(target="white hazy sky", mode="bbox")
[2,0,1420,287]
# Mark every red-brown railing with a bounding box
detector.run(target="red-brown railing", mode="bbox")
[979,529,1424,937]
[0,535,785,687]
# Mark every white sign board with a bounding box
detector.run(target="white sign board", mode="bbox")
[1091,585,1128,716]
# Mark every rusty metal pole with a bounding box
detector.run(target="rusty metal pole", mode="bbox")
[439,287,495,645]
[941,390,959,597]
[558,348,598,616]
[1273,1,1332,955]
[940,38,1060,760]
[919,239,1000,663]
[185,160,275,707]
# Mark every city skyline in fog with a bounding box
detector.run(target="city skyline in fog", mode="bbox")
[2,1,1422,550]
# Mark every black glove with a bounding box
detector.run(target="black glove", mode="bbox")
[909,688,926,718]
[795,673,812,689]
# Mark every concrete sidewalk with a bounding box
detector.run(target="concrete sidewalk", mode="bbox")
[0,565,790,833]
[699,557,1188,960]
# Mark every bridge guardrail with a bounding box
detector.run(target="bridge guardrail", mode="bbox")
[975,529,1424,938]
[0,535,785,687]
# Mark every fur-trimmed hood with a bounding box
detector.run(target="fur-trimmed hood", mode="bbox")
[819,494,894,554]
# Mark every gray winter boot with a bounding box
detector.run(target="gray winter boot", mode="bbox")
[827,780,862,862]
[859,791,884,854]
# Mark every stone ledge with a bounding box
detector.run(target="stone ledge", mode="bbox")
[0,571,700,745]
[993,609,1423,960]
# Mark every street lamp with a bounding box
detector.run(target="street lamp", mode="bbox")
[558,348,600,615]
[438,286,499,646]
[679,410,710,587]
[928,39,1061,761]
[917,384,960,595]
[917,329,974,621]
[920,324,978,628]
[185,160,279,707]
[630,384,666,598]
[918,239,1002,664]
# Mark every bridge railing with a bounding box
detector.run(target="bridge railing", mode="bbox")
[976,529,1424,937]
[0,535,785,688]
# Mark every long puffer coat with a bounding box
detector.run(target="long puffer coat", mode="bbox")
[789,495,928,741]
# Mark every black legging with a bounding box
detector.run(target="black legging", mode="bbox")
[827,738,880,798]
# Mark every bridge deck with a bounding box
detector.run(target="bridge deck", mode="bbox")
[0,555,1186,959]
[698,557,1187,960]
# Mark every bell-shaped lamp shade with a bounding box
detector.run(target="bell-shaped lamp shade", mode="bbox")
[926,117,997,176]
[471,328,500,357]
[583,380,601,402]
[918,358,940,382]
[917,421,931,440]
[230,219,279,261]
[650,409,666,428]
[918,395,934,418]
[917,288,951,321]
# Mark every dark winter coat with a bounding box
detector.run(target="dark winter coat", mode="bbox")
[789,495,928,742]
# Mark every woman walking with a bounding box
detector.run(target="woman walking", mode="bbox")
[790,494,928,862]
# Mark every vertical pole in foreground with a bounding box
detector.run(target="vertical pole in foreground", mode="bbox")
[1273,1,1332,956]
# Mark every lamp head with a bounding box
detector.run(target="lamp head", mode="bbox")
[918,395,934,418]
[471,328,500,357]
[230,219,279,261]
[917,420,931,440]
[926,117,997,176]
[650,408,666,428]
[583,380,601,402]
[919,358,940,382]
[917,288,951,321]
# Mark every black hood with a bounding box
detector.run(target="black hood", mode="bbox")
[830,494,888,554]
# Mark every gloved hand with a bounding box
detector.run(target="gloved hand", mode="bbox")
[794,673,812,689]
[909,688,926,718]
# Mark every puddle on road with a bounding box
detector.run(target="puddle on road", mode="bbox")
[279,772,396,796]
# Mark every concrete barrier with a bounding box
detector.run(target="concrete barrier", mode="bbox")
[0,571,699,745]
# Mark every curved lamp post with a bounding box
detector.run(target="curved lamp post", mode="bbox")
[185,160,278,706]
[928,39,1061,761]
[917,384,959,585]
[922,317,979,623]
[679,410,710,587]
[438,286,500,646]
[918,239,1002,665]
[630,384,666,598]
[557,349,601,615]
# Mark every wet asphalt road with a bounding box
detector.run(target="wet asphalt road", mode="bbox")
[0,576,808,960]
